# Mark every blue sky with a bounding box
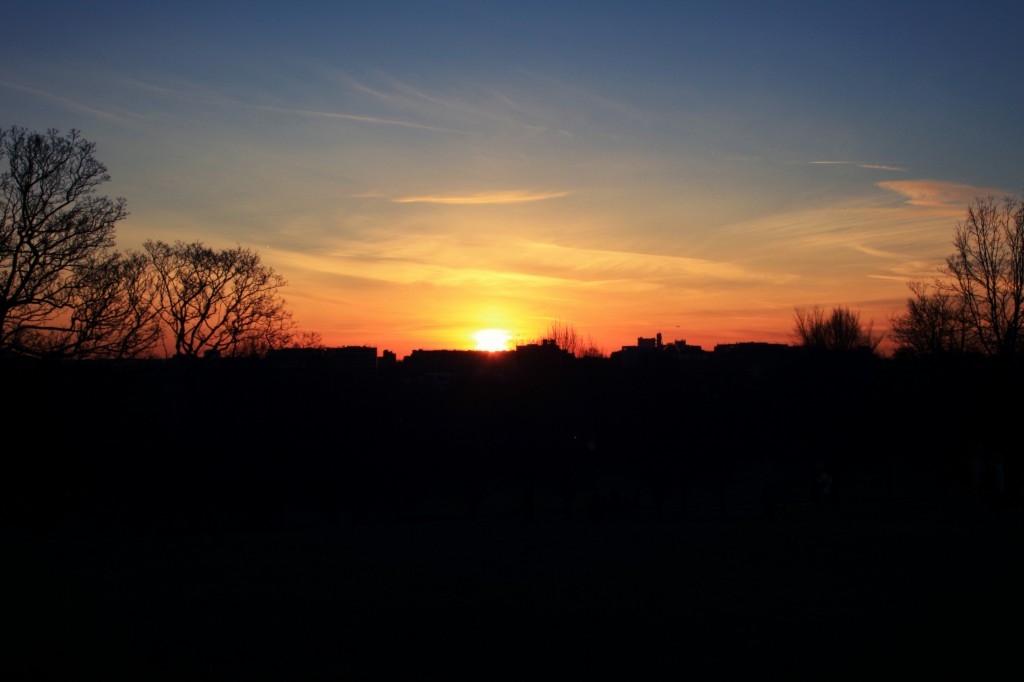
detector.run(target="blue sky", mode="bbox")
[3,1,1022,355]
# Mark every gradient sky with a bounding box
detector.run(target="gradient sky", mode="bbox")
[3,1,1022,357]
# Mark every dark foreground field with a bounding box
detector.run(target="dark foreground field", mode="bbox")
[8,500,1023,681]
[5,354,1023,679]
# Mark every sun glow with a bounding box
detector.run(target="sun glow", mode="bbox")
[473,328,513,352]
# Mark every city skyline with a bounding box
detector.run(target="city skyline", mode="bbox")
[3,1,1022,358]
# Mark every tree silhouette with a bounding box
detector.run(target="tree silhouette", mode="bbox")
[889,281,975,357]
[793,305,883,352]
[0,126,127,355]
[943,194,1024,358]
[28,250,162,359]
[145,239,293,357]
[542,320,603,357]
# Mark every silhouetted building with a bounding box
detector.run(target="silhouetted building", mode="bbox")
[611,332,705,367]
[512,339,574,378]
[637,334,661,350]
[514,339,573,361]
[662,338,706,357]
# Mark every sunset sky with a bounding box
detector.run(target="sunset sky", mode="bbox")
[3,1,1022,357]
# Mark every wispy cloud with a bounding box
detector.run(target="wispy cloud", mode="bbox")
[122,77,241,110]
[392,190,569,205]
[877,179,1009,208]
[329,71,403,104]
[810,160,907,172]
[518,70,650,123]
[329,70,600,140]
[272,233,790,293]
[501,240,792,286]
[700,191,970,288]
[859,164,907,172]
[0,80,132,124]
[120,78,477,135]
[254,104,476,135]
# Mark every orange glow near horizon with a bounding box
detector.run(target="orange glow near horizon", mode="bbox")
[266,179,985,360]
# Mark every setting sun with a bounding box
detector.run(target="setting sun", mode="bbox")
[473,329,513,352]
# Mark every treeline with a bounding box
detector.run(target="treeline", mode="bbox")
[1,126,295,360]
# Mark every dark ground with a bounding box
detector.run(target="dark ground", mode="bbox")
[5,354,1023,679]
[7,499,1023,681]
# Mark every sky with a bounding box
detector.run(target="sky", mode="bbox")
[3,1,1022,357]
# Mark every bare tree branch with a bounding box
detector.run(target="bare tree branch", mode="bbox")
[0,126,127,354]
[943,194,1024,358]
[145,240,293,358]
[793,305,883,352]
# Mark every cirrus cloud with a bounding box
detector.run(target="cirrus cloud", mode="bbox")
[391,190,569,205]
[877,179,1010,208]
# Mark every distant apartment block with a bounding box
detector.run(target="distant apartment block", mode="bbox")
[611,332,707,367]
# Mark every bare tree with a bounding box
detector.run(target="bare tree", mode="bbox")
[0,126,127,354]
[793,305,883,352]
[145,240,293,357]
[29,250,162,359]
[943,194,1024,358]
[542,320,603,358]
[289,330,324,350]
[889,281,975,357]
